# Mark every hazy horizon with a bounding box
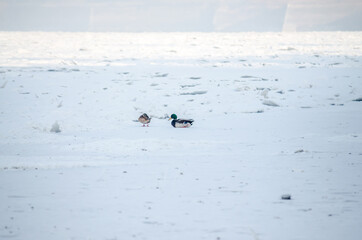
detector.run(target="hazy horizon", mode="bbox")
[1,0,362,32]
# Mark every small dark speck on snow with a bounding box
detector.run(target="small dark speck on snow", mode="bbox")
[263,100,279,107]
[153,73,168,78]
[294,149,304,153]
[180,91,207,95]
[281,194,291,200]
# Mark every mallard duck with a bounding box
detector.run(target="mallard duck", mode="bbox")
[138,113,151,127]
[168,114,194,128]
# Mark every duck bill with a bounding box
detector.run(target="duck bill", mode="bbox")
[168,117,172,121]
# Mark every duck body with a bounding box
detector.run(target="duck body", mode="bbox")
[171,119,194,128]
[138,113,151,127]
[169,114,193,128]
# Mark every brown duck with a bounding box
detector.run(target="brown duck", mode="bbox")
[138,113,151,127]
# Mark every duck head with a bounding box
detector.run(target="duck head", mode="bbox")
[168,114,177,121]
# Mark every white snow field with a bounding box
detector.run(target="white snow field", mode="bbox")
[0,32,362,240]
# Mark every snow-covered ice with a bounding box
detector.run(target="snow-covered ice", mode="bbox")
[0,32,362,240]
